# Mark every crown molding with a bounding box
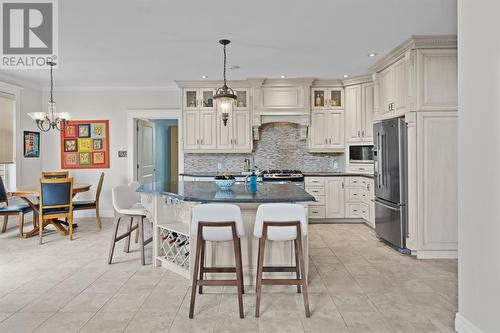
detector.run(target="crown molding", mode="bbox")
[311,79,344,87]
[0,73,41,91]
[175,79,251,88]
[41,85,180,92]
[342,74,372,86]
[370,35,457,73]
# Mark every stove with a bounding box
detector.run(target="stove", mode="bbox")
[260,169,304,183]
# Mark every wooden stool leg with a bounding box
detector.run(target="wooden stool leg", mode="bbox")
[138,216,145,265]
[255,230,266,318]
[294,239,301,293]
[107,216,122,264]
[232,234,244,318]
[1,215,7,233]
[238,238,245,294]
[124,216,133,253]
[135,227,139,243]
[189,227,203,319]
[198,239,205,294]
[19,213,24,237]
[255,241,260,292]
[296,232,310,317]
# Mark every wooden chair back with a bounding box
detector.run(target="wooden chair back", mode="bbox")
[96,172,104,202]
[42,171,69,179]
[0,176,8,206]
[39,177,74,217]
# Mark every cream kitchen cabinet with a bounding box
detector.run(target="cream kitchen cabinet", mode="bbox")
[375,57,408,119]
[345,82,374,143]
[184,110,217,151]
[183,88,216,111]
[311,87,343,110]
[309,110,344,152]
[217,110,252,152]
[325,178,345,218]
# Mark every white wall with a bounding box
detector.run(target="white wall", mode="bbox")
[40,90,181,215]
[456,0,500,332]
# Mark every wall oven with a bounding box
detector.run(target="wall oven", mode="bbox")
[349,145,374,164]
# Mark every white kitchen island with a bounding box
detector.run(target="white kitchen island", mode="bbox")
[137,181,315,284]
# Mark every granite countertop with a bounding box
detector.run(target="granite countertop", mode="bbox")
[180,172,374,179]
[137,181,316,203]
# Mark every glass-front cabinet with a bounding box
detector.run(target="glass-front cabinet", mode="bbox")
[183,88,215,110]
[311,87,343,110]
[200,89,215,110]
[234,88,249,110]
[184,89,198,110]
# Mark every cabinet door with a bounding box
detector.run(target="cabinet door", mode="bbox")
[311,88,328,110]
[393,58,408,115]
[345,85,362,142]
[217,111,233,151]
[362,82,374,142]
[310,111,329,148]
[200,88,215,110]
[199,111,217,149]
[379,66,394,115]
[327,111,345,149]
[233,110,251,150]
[326,178,345,218]
[328,88,343,109]
[183,111,199,150]
[234,89,249,111]
[183,89,199,110]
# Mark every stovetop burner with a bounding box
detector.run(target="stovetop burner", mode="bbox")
[260,169,304,181]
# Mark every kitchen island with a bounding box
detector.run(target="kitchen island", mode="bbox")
[137,181,315,282]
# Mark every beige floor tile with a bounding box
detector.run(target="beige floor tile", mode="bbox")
[100,293,149,312]
[79,311,134,333]
[332,294,378,313]
[179,292,221,318]
[0,293,39,312]
[59,292,114,313]
[20,293,76,313]
[0,312,53,333]
[124,311,176,333]
[33,312,94,333]
[139,291,187,313]
[342,312,391,333]
[300,311,349,333]
[213,313,259,333]
[258,311,304,333]
[168,315,219,333]
[323,276,364,297]
[0,312,13,323]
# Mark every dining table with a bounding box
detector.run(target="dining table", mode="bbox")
[8,183,91,238]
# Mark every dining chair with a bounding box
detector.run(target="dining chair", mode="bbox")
[42,171,69,179]
[73,172,104,229]
[36,177,74,245]
[0,176,33,237]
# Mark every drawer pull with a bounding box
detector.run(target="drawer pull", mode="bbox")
[353,209,358,212]
[312,211,319,214]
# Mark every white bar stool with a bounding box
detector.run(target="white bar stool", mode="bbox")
[189,204,245,319]
[108,184,151,265]
[254,203,310,317]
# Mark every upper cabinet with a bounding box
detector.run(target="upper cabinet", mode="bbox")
[371,36,457,120]
[311,87,343,110]
[345,82,374,143]
[178,82,252,153]
[309,109,344,152]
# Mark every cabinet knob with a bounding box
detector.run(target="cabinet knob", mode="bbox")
[358,130,360,137]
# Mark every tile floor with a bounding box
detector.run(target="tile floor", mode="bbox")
[0,217,457,332]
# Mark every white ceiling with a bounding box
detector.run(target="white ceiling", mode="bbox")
[0,0,457,88]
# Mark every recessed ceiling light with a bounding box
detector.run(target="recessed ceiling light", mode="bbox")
[280,75,287,78]
[201,75,208,79]
[368,53,377,57]
[343,74,349,78]
[228,65,240,70]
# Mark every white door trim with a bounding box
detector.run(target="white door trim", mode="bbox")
[127,109,183,183]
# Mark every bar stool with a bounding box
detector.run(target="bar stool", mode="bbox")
[189,204,245,319]
[254,203,310,317]
[108,185,151,265]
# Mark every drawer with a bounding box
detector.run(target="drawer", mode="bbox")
[308,206,325,219]
[347,164,374,174]
[346,177,364,187]
[345,203,362,218]
[359,188,370,204]
[305,177,325,187]
[306,187,325,196]
[310,195,325,205]
[346,188,362,202]
[360,203,369,221]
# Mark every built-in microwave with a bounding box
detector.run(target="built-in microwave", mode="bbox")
[349,145,374,164]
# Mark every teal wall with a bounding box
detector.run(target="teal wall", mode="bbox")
[151,119,178,183]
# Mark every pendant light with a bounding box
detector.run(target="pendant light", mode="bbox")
[28,61,70,131]
[213,39,237,126]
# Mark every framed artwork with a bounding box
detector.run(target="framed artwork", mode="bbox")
[23,131,40,158]
[61,120,109,169]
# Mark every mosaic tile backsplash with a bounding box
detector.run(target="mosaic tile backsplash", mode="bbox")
[184,122,345,173]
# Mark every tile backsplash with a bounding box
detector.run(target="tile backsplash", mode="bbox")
[184,122,345,173]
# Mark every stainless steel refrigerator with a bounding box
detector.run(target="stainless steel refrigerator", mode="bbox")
[373,117,408,252]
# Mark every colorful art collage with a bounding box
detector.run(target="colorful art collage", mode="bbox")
[60,120,109,169]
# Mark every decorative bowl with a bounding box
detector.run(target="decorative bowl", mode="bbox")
[214,177,236,190]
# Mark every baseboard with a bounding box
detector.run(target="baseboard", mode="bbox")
[455,313,484,333]
[416,250,458,259]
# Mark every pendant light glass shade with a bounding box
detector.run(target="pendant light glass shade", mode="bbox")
[213,39,237,126]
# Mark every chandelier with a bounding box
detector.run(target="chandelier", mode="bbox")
[28,61,69,131]
[213,39,237,126]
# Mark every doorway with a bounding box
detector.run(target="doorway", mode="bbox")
[0,95,16,189]
[135,118,179,185]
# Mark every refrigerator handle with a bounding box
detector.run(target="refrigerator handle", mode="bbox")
[373,199,401,211]
[377,132,382,188]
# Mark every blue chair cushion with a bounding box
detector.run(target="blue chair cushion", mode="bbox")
[73,200,96,209]
[0,204,32,213]
[42,207,70,215]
